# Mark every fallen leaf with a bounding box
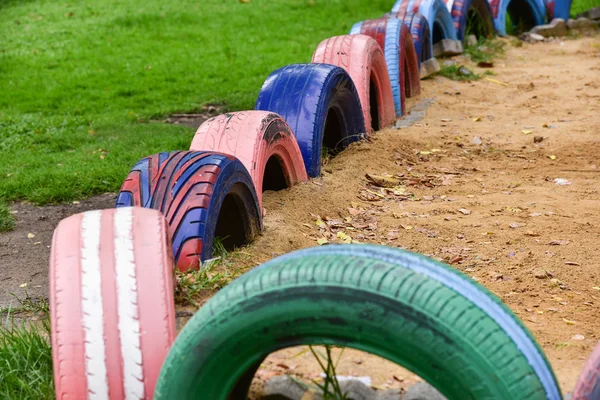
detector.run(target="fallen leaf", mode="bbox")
[564,261,580,266]
[521,130,533,135]
[547,240,569,246]
[419,151,432,155]
[366,173,401,188]
[336,231,352,244]
[547,154,557,160]
[509,222,523,229]
[458,208,472,215]
[554,178,571,186]
[347,207,361,216]
[19,283,27,288]
[27,233,35,239]
[525,231,539,237]
[472,117,482,122]
[72,201,80,205]
[316,238,328,245]
[562,318,576,325]
[484,77,508,86]
[592,287,600,291]
[477,61,494,68]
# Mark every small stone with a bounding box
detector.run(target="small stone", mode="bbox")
[571,334,585,341]
[458,66,473,76]
[420,57,441,79]
[577,7,600,21]
[533,269,550,279]
[404,382,447,400]
[433,39,464,57]
[261,375,307,400]
[443,59,458,67]
[520,32,545,43]
[534,136,544,143]
[471,136,482,145]
[567,17,600,31]
[531,18,568,37]
[465,34,478,47]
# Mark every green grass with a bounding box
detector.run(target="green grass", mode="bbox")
[464,38,506,64]
[571,0,600,17]
[0,0,392,207]
[0,202,15,232]
[0,315,54,399]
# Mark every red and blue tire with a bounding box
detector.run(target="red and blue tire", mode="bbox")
[116,151,262,271]
[377,12,433,67]
[255,63,366,178]
[350,18,421,116]
[442,0,496,41]
[391,0,459,46]
[544,0,571,20]
[312,34,396,132]
[572,342,600,400]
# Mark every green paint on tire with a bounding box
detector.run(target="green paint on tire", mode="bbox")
[155,245,559,400]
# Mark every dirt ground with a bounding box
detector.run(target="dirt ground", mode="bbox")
[1,35,598,396]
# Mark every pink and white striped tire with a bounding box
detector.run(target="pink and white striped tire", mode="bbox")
[573,342,600,400]
[312,34,396,133]
[190,111,308,209]
[50,207,176,400]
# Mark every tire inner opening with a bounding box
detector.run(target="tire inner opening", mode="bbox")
[214,188,250,253]
[506,0,537,34]
[262,155,289,192]
[369,77,380,132]
[322,107,344,158]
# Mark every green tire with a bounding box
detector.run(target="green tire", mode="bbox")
[155,245,561,400]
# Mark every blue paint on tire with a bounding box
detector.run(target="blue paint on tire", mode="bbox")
[384,19,404,116]
[392,0,458,47]
[117,151,262,269]
[255,63,366,178]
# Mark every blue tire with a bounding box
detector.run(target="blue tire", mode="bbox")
[446,0,496,41]
[544,0,571,20]
[392,0,459,47]
[489,0,546,35]
[116,151,262,271]
[255,63,366,178]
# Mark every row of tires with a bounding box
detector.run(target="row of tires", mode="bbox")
[50,208,599,399]
[48,0,584,399]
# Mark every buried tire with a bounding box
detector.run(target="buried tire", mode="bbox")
[543,0,571,21]
[50,207,176,400]
[116,151,262,271]
[488,0,546,35]
[350,18,421,115]
[392,0,460,47]
[154,245,561,400]
[443,0,496,41]
[190,111,308,208]
[383,12,433,68]
[312,34,396,132]
[572,342,600,400]
[255,63,366,178]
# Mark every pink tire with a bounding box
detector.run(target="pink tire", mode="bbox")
[311,34,396,133]
[573,342,600,400]
[50,207,176,400]
[190,111,308,208]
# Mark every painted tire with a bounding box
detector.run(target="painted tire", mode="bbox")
[392,0,459,46]
[572,342,600,400]
[544,0,571,20]
[116,151,262,271]
[255,64,366,178]
[443,0,496,41]
[350,18,421,115]
[50,207,176,400]
[488,0,546,35]
[155,244,561,400]
[311,34,396,132]
[382,12,433,66]
[190,111,308,208]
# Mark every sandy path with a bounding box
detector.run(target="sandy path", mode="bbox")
[243,35,600,395]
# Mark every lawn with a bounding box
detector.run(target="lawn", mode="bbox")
[0,0,393,209]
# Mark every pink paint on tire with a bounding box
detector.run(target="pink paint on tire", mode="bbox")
[311,34,396,133]
[573,342,600,400]
[50,207,176,400]
[191,111,308,209]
